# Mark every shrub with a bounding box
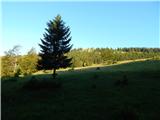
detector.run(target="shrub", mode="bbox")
[112,61,117,64]
[106,60,113,65]
[153,56,160,60]
[96,67,100,70]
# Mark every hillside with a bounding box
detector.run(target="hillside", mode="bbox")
[2,60,160,120]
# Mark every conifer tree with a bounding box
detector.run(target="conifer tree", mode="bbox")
[38,15,72,78]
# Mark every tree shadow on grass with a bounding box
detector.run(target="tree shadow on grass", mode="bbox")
[22,76,62,91]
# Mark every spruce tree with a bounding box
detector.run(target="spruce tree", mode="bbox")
[38,15,72,78]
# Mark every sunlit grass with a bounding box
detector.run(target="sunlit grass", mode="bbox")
[33,58,151,75]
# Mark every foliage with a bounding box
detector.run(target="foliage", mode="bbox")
[14,68,21,77]
[1,45,21,77]
[1,47,160,77]
[1,56,14,77]
[67,48,160,67]
[4,45,21,56]
[38,15,72,78]
[19,48,38,75]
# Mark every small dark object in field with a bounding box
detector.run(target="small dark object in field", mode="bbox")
[96,67,100,70]
[112,61,117,64]
[23,76,62,91]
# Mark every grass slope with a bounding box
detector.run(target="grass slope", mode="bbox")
[2,60,160,120]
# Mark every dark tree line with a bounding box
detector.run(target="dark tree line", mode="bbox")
[117,47,160,53]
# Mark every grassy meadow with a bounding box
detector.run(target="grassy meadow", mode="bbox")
[1,59,160,120]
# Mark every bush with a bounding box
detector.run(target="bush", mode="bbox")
[153,56,160,60]
[106,60,113,65]
[96,67,100,70]
[112,61,117,64]
[23,76,62,91]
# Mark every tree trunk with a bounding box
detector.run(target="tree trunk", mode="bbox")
[52,68,56,79]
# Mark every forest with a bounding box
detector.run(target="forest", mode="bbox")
[1,47,160,77]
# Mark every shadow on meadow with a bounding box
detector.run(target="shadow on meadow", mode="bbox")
[2,60,160,120]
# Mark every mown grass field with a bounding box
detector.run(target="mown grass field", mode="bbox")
[1,60,160,120]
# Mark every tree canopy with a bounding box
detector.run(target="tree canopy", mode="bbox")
[38,15,72,78]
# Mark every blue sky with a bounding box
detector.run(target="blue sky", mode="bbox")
[1,1,159,55]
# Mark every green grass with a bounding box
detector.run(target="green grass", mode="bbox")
[2,60,160,120]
